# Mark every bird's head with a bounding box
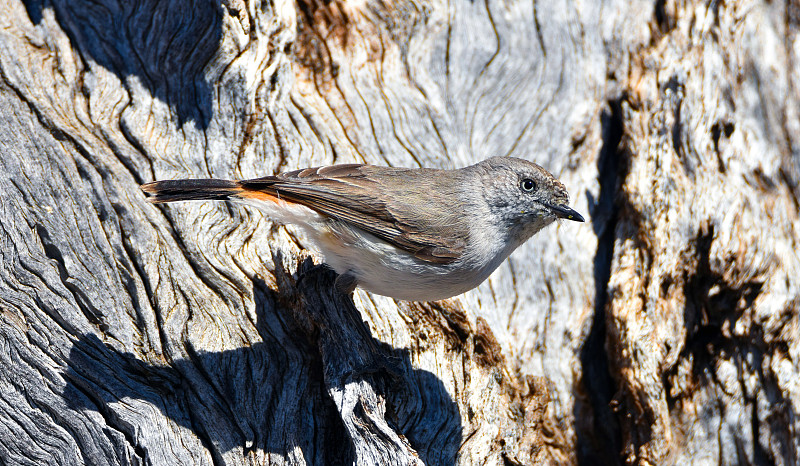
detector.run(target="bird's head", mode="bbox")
[474,156,584,244]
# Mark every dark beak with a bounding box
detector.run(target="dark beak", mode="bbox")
[548,203,585,222]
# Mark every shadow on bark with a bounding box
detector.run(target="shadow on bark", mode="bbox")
[21,0,220,128]
[61,259,462,464]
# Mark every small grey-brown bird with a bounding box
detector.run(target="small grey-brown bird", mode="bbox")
[141,156,583,301]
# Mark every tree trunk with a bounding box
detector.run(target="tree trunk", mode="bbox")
[0,0,797,464]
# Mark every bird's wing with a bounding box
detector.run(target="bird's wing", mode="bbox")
[239,164,468,264]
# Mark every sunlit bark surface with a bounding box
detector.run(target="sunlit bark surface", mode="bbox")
[0,0,797,464]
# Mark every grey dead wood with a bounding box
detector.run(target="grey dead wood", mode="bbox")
[0,0,798,465]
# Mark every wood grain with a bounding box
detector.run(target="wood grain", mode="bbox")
[0,0,797,464]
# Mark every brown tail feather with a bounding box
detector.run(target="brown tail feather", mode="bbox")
[140,179,243,204]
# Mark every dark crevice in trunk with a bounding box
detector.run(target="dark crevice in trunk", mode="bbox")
[576,98,625,466]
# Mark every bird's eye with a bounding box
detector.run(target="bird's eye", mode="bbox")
[520,178,536,192]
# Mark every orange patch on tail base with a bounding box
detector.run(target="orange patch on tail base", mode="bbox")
[237,189,300,210]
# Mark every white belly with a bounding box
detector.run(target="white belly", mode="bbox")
[312,220,501,301]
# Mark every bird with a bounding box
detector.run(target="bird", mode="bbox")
[140,156,584,301]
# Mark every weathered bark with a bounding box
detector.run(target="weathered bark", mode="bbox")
[0,0,797,465]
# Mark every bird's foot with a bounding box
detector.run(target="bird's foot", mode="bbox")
[334,271,358,295]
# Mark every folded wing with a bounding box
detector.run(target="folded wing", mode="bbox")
[239,164,468,264]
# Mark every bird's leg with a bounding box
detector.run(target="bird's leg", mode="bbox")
[334,270,358,295]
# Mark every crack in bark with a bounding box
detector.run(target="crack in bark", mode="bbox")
[33,224,107,332]
[576,98,625,466]
[531,0,546,58]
